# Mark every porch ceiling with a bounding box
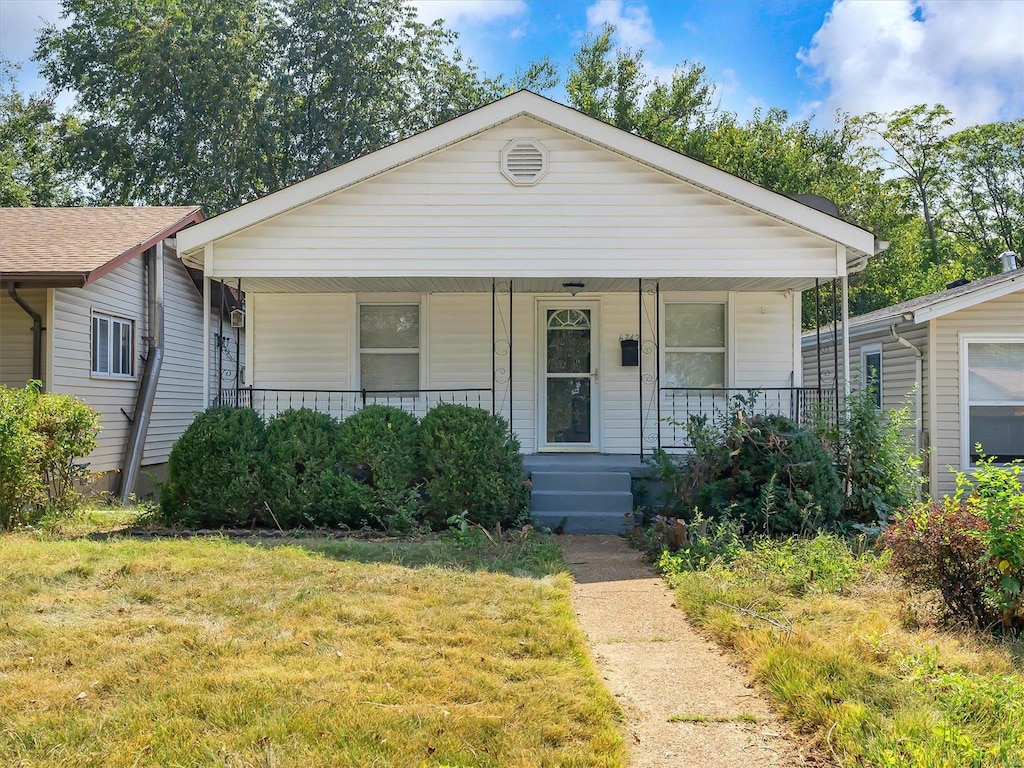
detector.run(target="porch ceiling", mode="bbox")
[224,276,821,293]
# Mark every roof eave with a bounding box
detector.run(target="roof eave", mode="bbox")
[83,208,205,286]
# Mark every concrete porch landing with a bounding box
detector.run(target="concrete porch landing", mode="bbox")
[524,454,651,534]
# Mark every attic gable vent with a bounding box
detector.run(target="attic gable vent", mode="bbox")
[501,138,548,186]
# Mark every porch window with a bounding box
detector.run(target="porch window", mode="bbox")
[664,303,726,388]
[92,312,134,378]
[860,344,882,409]
[964,339,1024,464]
[359,304,420,390]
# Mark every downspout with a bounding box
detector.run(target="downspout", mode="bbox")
[890,319,924,456]
[7,283,44,382]
[118,242,165,502]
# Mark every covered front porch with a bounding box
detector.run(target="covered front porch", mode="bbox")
[205,275,840,456]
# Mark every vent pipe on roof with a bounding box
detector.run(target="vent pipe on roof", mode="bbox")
[999,251,1019,273]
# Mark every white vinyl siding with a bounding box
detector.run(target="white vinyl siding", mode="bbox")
[0,288,47,387]
[211,117,837,281]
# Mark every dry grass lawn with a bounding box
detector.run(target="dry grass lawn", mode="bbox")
[0,525,623,767]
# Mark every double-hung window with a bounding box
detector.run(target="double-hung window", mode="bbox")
[92,312,134,377]
[963,339,1024,464]
[860,344,883,409]
[359,304,420,390]
[663,303,727,388]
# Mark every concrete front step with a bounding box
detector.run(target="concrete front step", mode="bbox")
[533,511,631,535]
[531,489,634,514]
[530,470,632,493]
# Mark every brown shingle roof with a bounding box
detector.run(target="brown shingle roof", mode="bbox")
[0,206,203,286]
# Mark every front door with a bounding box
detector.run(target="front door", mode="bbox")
[540,303,598,449]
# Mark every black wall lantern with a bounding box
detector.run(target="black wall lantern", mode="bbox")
[619,335,639,367]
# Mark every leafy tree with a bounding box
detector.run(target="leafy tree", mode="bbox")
[0,59,80,206]
[851,104,955,268]
[34,0,532,213]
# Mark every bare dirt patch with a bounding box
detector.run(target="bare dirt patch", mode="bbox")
[563,534,829,767]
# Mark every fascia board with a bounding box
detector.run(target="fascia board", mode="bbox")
[178,91,876,258]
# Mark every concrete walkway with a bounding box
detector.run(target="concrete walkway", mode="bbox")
[562,535,827,767]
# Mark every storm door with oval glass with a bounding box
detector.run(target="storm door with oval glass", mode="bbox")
[540,304,598,449]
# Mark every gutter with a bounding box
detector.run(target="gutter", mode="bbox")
[6,283,44,381]
[118,241,166,502]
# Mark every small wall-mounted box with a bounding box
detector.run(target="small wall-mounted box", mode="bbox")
[620,337,639,367]
[230,308,245,328]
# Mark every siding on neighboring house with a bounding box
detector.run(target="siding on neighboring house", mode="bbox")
[211,117,838,280]
[246,290,798,454]
[0,287,48,387]
[49,258,147,474]
[932,290,1024,497]
[141,250,205,465]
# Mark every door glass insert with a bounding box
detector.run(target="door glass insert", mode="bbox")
[546,309,592,443]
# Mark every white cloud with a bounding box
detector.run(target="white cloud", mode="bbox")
[586,0,657,49]
[798,0,1024,126]
[411,0,527,25]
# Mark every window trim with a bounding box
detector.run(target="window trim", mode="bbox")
[660,298,730,389]
[860,343,883,410]
[355,299,425,391]
[959,334,1024,469]
[91,310,136,379]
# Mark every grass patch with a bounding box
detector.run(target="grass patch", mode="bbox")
[0,527,623,767]
[667,713,759,724]
[659,536,1024,767]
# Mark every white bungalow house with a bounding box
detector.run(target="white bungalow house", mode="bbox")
[802,261,1023,499]
[177,92,881,529]
[0,206,242,499]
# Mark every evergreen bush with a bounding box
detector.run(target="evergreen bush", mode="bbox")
[262,408,368,528]
[161,407,266,527]
[419,404,529,529]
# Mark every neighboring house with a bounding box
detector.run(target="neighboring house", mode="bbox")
[802,262,1023,498]
[0,206,241,497]
[177,91,881,467]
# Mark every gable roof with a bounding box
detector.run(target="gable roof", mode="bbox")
[0,206,204,287]
[802,268,1023,344]
[177,91,878,266]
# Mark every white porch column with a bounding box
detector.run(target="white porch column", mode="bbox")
[841,274,851,400]
[202,243,213,408]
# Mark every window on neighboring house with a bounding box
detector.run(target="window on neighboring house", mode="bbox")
[359,304,420,390]
[92,313,134,377]
[663,302,727,388]
[861,345,883,409]
[964,339,1024,464]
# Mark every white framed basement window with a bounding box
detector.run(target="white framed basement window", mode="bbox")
[663,302,727,388]
[358,304,420,391]
[960,337,1024,466]
[860,344,883,409]
[92,312,135,378]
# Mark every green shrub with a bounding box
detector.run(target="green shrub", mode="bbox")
[654,393,843,535]
[812,388,923,527]
[420,404,529,529]
[0,384,45,529]
[884,457,1023,633]
[161,407,266,527]
[655,511,744,573]
[336,405,422,531]
[262,408,369,528]
[0,383,99,529]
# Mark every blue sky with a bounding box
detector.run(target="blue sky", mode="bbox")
[3,0,1023,128]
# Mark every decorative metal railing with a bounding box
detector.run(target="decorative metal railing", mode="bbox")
[657,387,836,449]
[213,388,493,422]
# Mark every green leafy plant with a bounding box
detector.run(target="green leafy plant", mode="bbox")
[653,392,842,535]
[160,407,266,527]
[262,408,368,528]
[655,511,744,573]
[0,383,98,529]
[420,404,529,529]
[336,405,422,532]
